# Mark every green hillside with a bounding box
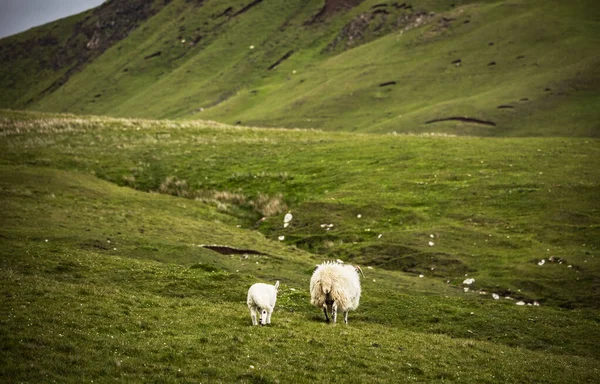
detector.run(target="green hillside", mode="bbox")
[1,0,599,136]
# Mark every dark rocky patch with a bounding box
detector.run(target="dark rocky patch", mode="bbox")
[144,51,162,60]
[306,0,365,25]
[488,61,496,66]
[451,59,462,65]
[201,245,267,256]
[372,9,390,15]
[325,6,428,52]
[425,117,496,127]
[233,0,264,17]
[379,81,397,87]
[497,105,514,109]
[80,240,110,251]
[213,6,233,19]
[267,50,294,70]
[192,34,203,44]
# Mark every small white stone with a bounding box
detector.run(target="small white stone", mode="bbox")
[278,235,285,241]
[492,293,500,300]
[428,241,434,246]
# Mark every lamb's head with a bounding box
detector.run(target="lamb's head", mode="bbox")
[260,309,268,325]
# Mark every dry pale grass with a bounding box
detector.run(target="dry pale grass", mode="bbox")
[158,176,286,217]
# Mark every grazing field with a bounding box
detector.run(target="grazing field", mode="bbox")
[1,110,598,382]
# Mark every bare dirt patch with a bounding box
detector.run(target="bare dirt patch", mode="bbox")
[201,245,267,256]
[425,117,496,127]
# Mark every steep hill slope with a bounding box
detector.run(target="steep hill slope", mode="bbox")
[1,0,599,136]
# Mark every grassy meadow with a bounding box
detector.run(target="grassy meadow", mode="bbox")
[1,110,599,382]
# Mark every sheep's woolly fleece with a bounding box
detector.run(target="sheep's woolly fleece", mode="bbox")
[310,261,361,312]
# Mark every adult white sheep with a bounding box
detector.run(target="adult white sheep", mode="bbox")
[310,261,363,324]
[247,281,280,326]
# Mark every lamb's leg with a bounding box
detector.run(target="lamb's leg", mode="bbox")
[249,306,258,326]
[332,302,338,324]
[344,311,349,324]
[322,304,329,323]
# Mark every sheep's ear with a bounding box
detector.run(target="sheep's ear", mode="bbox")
[275,281,280,290]
[354,265,365,278]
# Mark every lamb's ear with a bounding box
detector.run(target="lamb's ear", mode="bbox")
[275,281,280,290]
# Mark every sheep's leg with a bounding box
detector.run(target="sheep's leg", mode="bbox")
[344,311,349,324]
[332,302,338,324]
[322,304,330,323]
[249,306,258,326]
[266,306,273,324]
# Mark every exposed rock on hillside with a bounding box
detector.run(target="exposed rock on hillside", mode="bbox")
[306,0,365,24]
[325,3,432,52]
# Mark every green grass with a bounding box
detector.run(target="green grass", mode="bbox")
[1,0,598,136]
[1,110,599,382]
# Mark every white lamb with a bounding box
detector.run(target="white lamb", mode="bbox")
[310,261,363,324]
[247,281,280,326]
